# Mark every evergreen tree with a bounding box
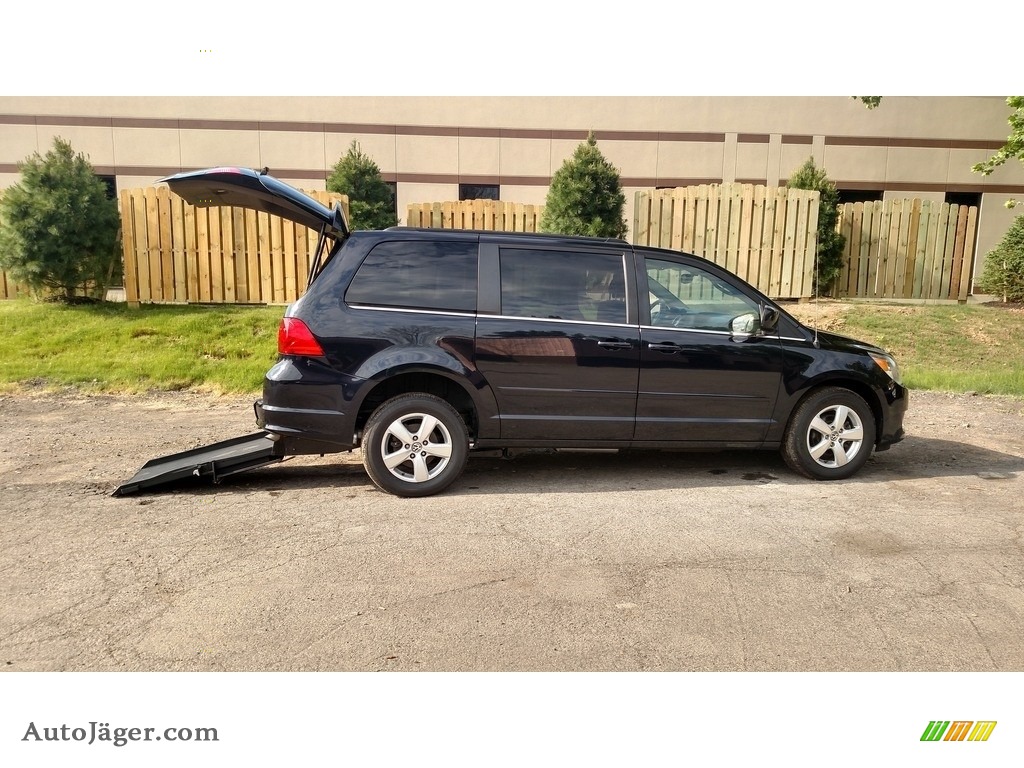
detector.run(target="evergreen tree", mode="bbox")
[787,157,846,295]
[326,141,398,230]
[540,131,627,239]
[0,137,120,301]
[976,214,1024,302]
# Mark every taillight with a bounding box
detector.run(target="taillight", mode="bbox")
[278,317,325,357]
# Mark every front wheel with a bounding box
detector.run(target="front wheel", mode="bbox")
[782,387,876,480]
[362,393,469,497]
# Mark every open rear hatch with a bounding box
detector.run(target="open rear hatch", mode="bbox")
[158,166,348,236]
[158,167,349,283]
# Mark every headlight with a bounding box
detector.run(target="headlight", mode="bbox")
[869,352,902,385]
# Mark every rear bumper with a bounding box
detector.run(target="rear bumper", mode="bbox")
[255,358,361,449]
[256,400,354,449]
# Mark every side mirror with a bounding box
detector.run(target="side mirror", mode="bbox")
[730,312,759,340]
[760,304,780,334]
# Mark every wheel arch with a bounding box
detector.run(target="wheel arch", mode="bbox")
[789,377,884,446]
[353,367,493,442]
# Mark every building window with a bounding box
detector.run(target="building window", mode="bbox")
[836,189,883,205]
[945,191,981,209]
[459,184,499,201]
[385,181,398,215]
[96,174,117,200]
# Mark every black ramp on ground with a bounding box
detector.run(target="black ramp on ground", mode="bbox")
[112,433,283,497]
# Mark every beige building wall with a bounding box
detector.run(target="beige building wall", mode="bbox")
[2,96,1022,284]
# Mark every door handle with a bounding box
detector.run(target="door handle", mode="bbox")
[647,342,680,353]
[597,340,632,350]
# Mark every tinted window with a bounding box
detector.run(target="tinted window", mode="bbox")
[459,184,499,200]
[346,241,477,312]
[500,248,626,323]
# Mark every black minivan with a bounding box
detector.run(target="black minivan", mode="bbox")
[161,167,907,497]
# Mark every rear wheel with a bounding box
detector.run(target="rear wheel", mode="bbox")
[782,387,876,480]
[362,393,469,497]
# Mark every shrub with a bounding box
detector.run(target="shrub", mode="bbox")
[0,137,120,301]
[540,131,627,239]
[976,214,1024,302]
[326,141,399,230]
[787,157,846,296]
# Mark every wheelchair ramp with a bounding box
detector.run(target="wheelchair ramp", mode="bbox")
[113,433,284,496]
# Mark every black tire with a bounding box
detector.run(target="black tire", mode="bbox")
[362,393,469,497]
[782,387,876,480]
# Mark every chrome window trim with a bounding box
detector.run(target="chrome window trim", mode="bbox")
[346,306,795,337]
[640,324,786,340]
[347,304,477,318]
[640,324,731,337]
[492,314,633,329]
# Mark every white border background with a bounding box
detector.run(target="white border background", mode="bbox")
[1,3,1020,765]
[2,672,1022,766]
[0,2,1017,95]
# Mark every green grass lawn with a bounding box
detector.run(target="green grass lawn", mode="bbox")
[787,301,1024,396]
[1,298,1022,397]
[0,300,284,394]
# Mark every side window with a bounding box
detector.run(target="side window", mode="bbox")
[646,258,758,331]
[500,248,626,323]
[346,241,477,312]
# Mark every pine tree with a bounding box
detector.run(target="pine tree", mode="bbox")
[976,214,1024,302]
[540,131,627,239]
[326,141,399,230]
[0,137,120,301]
[787,157,846,295]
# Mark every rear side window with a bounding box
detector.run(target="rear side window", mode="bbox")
[500,248,626,323]
[346,241,477,312]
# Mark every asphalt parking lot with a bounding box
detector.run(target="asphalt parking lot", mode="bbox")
[1,389,1023,672]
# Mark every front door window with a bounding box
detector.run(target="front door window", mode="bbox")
[646,259,760,332]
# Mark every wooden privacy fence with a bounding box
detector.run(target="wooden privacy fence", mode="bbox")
[1,270,28,300]
[633,184,821,300]
[833,199,978,302]
[120,186,348,305]
[406,200,543,232]
[0,189,26,299]
[2,187,982,307]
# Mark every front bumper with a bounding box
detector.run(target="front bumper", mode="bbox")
[875,384,908,450]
